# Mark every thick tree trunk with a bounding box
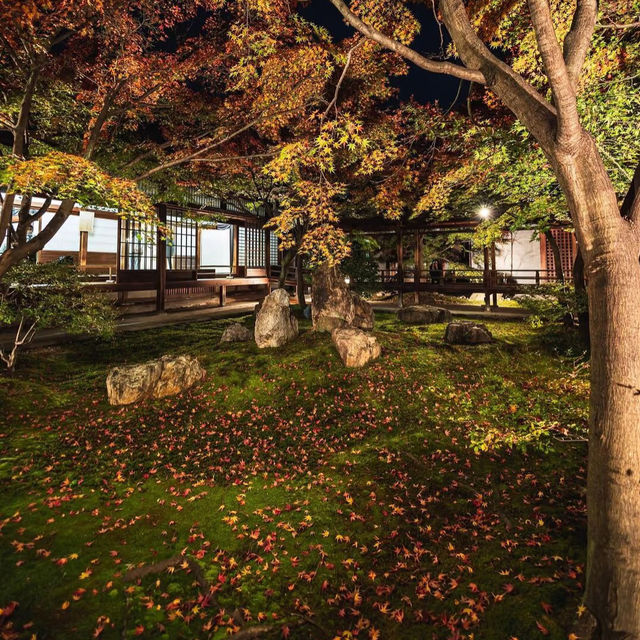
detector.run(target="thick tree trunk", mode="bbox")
[553,142,640,638]
[583,254,640,638]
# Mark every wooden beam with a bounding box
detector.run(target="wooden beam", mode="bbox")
[79,231,88,269]
[156,204,167,312]
[483,245,490,309]
[264,229,271,278]
[490,241,498,308]
[414,233,423,281]
[397,229,404,308]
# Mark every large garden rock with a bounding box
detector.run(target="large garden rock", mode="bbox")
[312,263,374,331]
[444,321,493,345]
[106,355,206,405]
[331,327,381,368]
[398,305,452,324]
[220,323,252,343]
[254,288,299,348]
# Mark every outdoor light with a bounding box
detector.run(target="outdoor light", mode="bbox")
[344,276,351,286]
[478,206,492,219]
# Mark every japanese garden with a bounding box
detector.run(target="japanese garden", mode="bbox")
[0,0,639,638]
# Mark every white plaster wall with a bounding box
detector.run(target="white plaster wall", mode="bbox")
[200,227,231,274]
[39,212,80,252]
[87,216,118,253]
[493,230,541,281]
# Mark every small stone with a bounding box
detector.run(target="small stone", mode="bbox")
[220,323,252,343]
[444,321,493,345]
[331,327,381,368]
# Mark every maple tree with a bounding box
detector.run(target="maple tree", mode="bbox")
[324,0,640,635]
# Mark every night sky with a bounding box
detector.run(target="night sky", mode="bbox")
[299,0,470,107]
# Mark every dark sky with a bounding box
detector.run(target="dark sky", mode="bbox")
[299,0,469,108]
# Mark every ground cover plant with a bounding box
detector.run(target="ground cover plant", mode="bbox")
[0,314,588,639]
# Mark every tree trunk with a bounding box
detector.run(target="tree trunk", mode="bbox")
[573,247,589,346]
[544,229,564,283]
[553,142,640,638]
[278,247,296,288]
[0,199,75,278]
[295,253,306,307]
[583,253,640,638]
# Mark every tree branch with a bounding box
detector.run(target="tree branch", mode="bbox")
[595,20,640,30]
[323,40,363,118]
[83,78,128,160]
[527,0,582,149]
[0,200,75,278]
[621,162,640,225]
[563,0,598,91]
[190,151,279,163]
[327,0,486,84]
[439,0,557,150]
[134,104,314,182]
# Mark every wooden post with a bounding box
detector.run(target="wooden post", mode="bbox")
[232,224,239,276]
[79,230,88,270]
[397,229,404,308]
[219,284,226,307]
[483,245,490,310]
[490,240,498,308]
[414,232,423,304]
[195,224,201,278]
[156,204,167,312]
[264,229,271,278]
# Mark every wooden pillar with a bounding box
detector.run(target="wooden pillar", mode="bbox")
[79,230,88,269]
[156,204,167,312]
[414,232,423,282]
[483,245,490,310]
[414,232,423,304]
[219,284,226,307]
[232,224,239,276]
[490,240,498,308]
[397,229,404,308]
[264,229,271,278]
[195,224,201,277]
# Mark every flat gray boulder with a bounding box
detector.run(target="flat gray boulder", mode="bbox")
[107,355,206,405]
[444,321,493,345]
[254,288,299,348]
[398,305,452,324]
[332,327,381,368]
[220,323,252,343]
[312,263,374,332]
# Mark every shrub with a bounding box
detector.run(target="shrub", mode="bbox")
[0,262,116,371]
[516,283,587,328]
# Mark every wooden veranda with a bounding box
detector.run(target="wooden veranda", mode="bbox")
[344,217,567,307]
[90,195,304,312]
